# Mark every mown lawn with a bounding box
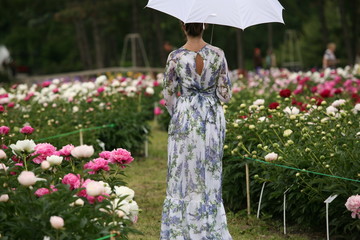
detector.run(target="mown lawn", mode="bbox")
[126,122,316,240]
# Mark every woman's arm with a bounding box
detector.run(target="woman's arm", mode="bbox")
[216,52,232,103]
[162,53,178,116]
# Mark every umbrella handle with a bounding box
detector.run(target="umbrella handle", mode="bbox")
[210,24,214,45]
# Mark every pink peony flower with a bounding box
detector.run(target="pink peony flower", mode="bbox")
[0,149,6,159]
[159,99,166,106]
[345,195,360,219]
[50,216,64,229]
[154,106,163,116]
[41,81,51,88]
[0,126,10,135]
[24,93,34,101]
[32,143,57,164]
[20,126,34,134]
[109,148,134,167]
[52,88,59,93]
[99,151,111,160]
[62,173,81,190]
[59,144,75,158]
[84,158,110,174]
[0,105,4,112]
[34,185,58,197]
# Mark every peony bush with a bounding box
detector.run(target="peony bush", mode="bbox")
[0,73,163,154]
[221,65,360,237]
[0,126,140,239]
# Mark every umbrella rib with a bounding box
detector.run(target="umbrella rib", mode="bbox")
[184,0,197,23]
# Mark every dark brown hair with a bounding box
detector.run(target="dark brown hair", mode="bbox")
[181,22,206,37]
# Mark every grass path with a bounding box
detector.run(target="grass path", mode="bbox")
[126,122,314,240]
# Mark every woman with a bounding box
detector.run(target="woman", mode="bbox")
[322,42,337,69]
[160,22,233,240]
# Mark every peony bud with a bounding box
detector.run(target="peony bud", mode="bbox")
[41,161,51,170]
[75,198,84,206]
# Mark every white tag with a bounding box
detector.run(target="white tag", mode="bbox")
[324,194,338,203]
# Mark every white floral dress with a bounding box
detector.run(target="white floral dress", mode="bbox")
[160,44,232,240]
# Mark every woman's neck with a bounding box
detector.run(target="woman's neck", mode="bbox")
[183,36,207,52]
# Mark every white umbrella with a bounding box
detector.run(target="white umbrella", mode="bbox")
[146,0,284,30]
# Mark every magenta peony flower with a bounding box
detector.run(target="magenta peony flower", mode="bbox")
[109,148,134,167]
[154,106,163,116]
[99,151,111,160]
[34,185,57,197]
[159,99,166,106]
[32,143,57,164]
[24,93,34,101]
[7,102,15,108]
[0,105,4,112]
[97,87,105,93]
[345,195,360,219]
[41,81,51,88]
[0,126,10,135]
[59,144,75,158]
[62,173,81,190]
[84,158,110,174]
[52,88,59,93]
[20,126,34,134]
[153,80,160,87]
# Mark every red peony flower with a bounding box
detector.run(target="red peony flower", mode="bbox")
[320,89,331,98]
[268,102,280,109]
[279,89,292,98]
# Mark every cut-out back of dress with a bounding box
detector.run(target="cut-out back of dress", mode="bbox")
[195,53,204,75]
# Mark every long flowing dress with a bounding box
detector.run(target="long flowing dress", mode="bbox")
[160,44,233,240]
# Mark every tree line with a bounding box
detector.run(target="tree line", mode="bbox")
[0,0,359,75]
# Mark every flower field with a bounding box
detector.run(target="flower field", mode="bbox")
[1,64,360,238]
[221,65,360,237]
[0,73,163,239]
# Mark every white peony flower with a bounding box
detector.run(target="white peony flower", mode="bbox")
[283,106,300,116]
[0,149,6,159]
[86,181,105,197]
[352,103,360,114]
[98,181,112,195]
[0,194,9,202]
[50,216,64,229]
[331,99,346,107]
[75,198,85,206]
[46,155,63,166]
[145,87,154,95]
[17,171,38,187]
[0,163,8,172]
[326,106,338,115]
[114,186,135,201]
[253,99,265,106]
[71,145,94,158]
[265,152,278,161]
[10,139,36,153]
[41,161,51,170]
[95,75,107,85]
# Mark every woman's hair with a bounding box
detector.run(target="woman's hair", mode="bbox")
[181,22,206,37]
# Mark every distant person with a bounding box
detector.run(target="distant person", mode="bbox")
[322,42,337,69]
[265,48,276,69]
[253,48,263,73]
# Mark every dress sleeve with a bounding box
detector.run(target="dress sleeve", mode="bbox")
[162,53,179,116]
[216,52,232,103]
